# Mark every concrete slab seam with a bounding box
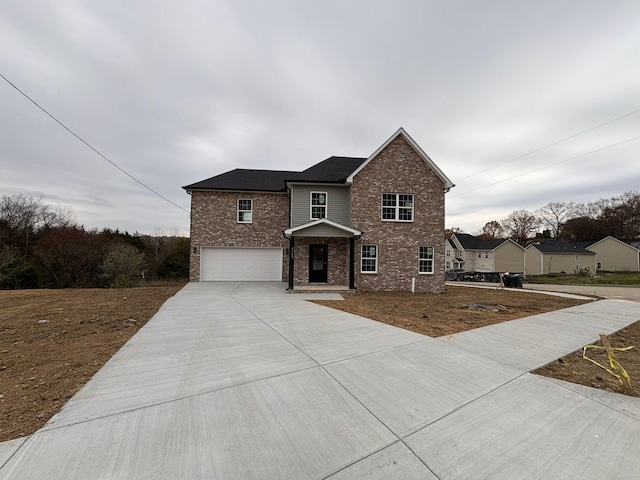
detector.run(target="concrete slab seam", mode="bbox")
[35,364,321,436]
[232,295,429,366]
[0,437,29,473]
[533,374,640,422]
[401,372,529,440]
[320,439,442,480]
[318,337,432,367]
[228,290,441,475]
[318,365,438,477]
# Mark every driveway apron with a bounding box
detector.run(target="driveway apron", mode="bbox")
[1,282,640,479]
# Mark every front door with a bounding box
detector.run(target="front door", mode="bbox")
[309,244,328,283]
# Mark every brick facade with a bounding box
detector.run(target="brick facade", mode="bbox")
[350,136,446,292]
[188,191,290,281]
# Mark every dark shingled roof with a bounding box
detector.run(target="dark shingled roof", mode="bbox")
[288,156,367,183]
[183,157,368,192]
[183,169,299,192]
[454,233,509,250]
[530,240,595,254]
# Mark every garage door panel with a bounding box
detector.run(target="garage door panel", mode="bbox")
[201,247,283,281]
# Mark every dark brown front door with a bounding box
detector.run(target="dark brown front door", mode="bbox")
[309,244,328,283]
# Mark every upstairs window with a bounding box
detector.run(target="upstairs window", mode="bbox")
[382,193,413,221]
[311,192,327,219]
[361,245,378,273]
[237,199,252,223]
[419,246,434,274]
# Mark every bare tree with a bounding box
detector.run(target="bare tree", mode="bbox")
[501,210,539,246]
[536,202,576,239]
[0,194,76,256]
[479,220,504,239]
[445,227,464,238]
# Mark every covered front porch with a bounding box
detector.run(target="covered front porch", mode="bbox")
[283,219,361,292]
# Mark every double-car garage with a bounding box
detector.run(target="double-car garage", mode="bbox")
[200,247,283,281]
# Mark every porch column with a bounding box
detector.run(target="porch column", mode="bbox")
[288,236,294,290]
[349,236,355,290]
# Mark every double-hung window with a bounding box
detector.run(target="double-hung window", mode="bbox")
[311,192,327,219]
[418,246,434,274]
[382,193,413,221]
[237,199,252,223]
[361,245,378,273]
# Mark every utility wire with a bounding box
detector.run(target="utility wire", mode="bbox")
[456,107,640,182]
[449,134,640,198]
[0,73,190,214]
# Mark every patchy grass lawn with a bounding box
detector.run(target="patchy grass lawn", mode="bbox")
[526,272,640,286]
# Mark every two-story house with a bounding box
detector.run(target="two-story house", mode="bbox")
[183,128,454,292]
[525,240,597,275]
[447,233,525,273]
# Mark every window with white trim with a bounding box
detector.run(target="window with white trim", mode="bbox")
[361,245,378,273]
[237,199,252,223]
[419,246,434,274]
[311,192,327,219]
[382,193,413,221]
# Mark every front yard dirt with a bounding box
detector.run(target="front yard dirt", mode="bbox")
[1,284,637,443]
[0,285,184,442]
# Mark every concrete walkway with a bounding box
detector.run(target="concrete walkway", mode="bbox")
[1,282,640,479]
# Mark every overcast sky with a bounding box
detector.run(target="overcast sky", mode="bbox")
[2,1,639,236]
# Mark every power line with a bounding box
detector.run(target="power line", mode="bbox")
[0,72,189,214]
[456,107,640,182]
[449,134,640,198]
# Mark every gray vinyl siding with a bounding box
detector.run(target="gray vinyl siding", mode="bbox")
[290,185,351,227]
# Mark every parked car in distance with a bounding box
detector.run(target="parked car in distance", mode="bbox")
[445,269,465,281]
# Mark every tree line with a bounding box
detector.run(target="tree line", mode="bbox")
[0,194,189,289]
[450,190,640,246]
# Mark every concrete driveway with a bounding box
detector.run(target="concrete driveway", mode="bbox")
[2,282,640,479]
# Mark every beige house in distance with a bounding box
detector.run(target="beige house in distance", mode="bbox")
[578,236,640,272]
[525,240,597,276]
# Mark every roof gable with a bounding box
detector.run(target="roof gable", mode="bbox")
[453,233,511,251]
[527,240,595,254]
[287,156,366,184]
[346,127,454,191]
[283,218,361,237]
[183,169,298,192]
[586,236,640,252]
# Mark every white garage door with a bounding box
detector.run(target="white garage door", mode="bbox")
[200,247,283,281]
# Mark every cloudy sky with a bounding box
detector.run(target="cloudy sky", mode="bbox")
[2,1,639,236]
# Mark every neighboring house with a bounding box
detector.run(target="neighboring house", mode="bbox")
[444,238,464,271]
[525,240,597,276]
[183,128,454,292]
[447,233,525,273]
[577,236,640,272]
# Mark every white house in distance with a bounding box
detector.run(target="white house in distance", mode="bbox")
[447,233,525,273]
